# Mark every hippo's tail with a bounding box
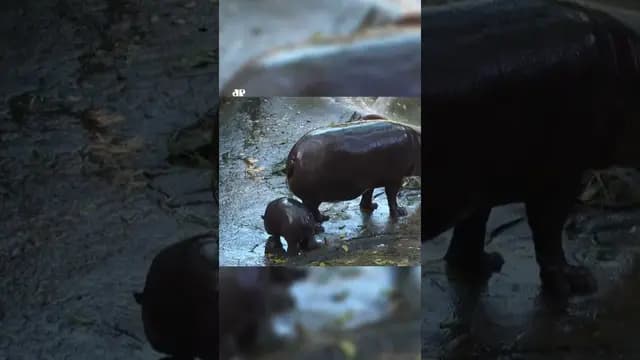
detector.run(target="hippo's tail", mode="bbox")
[133,291,143,305]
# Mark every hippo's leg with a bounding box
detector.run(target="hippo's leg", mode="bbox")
[525,180,597,296]
[445,208,504,278]
[359,188,378,212]
[385,181,407,217]
[265,235,286,257]
[301,233,320,251]
[285,237,301,257]
[313,223,325,234]
[265,235,283,249]
[303,200,329,222]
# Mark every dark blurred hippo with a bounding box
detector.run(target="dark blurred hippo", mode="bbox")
[422,0,640,296]
[134,234,217,360]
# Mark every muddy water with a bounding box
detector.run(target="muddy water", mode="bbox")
[255,267,422,360]
[0,0,216,359]
[422,1,640,359]
[218,97,421,266]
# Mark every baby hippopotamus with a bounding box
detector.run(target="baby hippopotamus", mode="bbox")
[287,120,421,222]
[134,234,217,360]
[263,197,321,256]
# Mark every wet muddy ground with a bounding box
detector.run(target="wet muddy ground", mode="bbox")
[422,1,640,359]
[218,0,420,92]
[218,97,421,266]
[253,267,422,360]
[423,204,640,360]
[0,0,216,359]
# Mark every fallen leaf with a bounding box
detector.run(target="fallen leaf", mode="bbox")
[338,339,357,359]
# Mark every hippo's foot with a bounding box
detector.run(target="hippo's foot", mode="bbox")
[446,251,504,280]
[540,264,597,297]
[389,206,408,218]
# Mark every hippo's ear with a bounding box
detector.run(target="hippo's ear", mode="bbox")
[261,215,264,220]
[133,292,143,305]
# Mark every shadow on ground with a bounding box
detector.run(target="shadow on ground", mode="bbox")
[218,97,421,266]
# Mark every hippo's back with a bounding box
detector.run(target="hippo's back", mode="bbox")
[424,0,640,99]
[286,120,420,201]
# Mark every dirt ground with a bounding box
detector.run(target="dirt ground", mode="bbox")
[0,1,216,359]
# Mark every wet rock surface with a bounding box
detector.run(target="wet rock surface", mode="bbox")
[0,0,216,359]
[218,97,421,266]
[423,204,640,359]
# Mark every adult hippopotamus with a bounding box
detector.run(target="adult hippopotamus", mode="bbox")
[263,197,321,256]
[422,0,640,296]
[286,120,421,222]
[134,234,217,360]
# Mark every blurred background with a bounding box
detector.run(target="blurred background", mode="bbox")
[220,266,421,360]
[219,0,421,95]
